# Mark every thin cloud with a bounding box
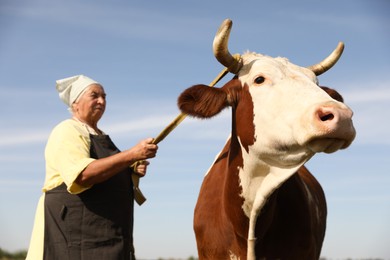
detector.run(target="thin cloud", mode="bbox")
[0,1,210,44]
[0,179,42,186]
[105,114,181,135]
[329,194,390,203]
[0,132,48,147]
[280,5,383,33]
[344,86,390,103]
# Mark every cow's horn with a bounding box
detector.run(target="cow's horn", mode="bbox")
[308,42,344,76]
[213,19,243,74]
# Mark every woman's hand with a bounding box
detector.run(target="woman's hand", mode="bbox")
[134,160,150,177]
[129,137,158,161]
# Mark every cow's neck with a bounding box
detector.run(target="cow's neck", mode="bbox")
[235,137,309,260]
[238,154,305,217]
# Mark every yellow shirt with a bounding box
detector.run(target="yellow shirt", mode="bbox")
[43,118,97,193]
[26,119,99,259]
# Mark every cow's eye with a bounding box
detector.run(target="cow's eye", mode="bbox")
[254,76,265,85]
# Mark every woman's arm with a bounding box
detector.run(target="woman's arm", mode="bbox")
[76,137,158,186]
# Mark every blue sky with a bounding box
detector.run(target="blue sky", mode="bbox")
[0,0,389,259]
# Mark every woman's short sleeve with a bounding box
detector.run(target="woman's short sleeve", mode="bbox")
[43,120,95,194]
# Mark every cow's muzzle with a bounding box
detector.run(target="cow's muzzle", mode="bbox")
[305,102,356,153]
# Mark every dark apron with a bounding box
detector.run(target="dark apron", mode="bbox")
[44,134,135,260]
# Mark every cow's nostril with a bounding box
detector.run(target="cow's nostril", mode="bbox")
[316,107,336,122]
[320,113,334,121]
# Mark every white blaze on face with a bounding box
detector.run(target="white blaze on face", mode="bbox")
[238,53,352,167]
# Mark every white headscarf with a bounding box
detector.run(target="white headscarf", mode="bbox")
[56,75,100,107]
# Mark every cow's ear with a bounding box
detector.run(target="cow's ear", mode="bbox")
[222,78,243,108]
[320,86,344,103]
[178,84,229,118]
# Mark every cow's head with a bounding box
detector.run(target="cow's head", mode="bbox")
[178,19,355,169]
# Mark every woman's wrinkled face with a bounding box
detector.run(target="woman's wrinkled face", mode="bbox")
[72,84,106,124]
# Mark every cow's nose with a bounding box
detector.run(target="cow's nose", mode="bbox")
[315,105,351,127]
[304,103,355,153]
[313,103,355,141]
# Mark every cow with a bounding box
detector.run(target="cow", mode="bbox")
[177,19,356,260]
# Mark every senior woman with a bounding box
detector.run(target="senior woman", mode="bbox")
[27,75,158,260]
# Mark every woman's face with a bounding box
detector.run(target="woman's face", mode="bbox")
[72,84,106,125]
